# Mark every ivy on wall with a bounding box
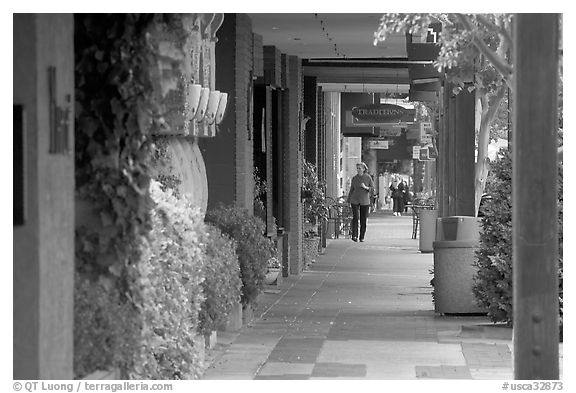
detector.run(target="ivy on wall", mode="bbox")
[75,13,156,279]
[73,13,197,378]
[74,12,193,278]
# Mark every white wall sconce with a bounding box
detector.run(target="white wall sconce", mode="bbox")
[215,93,228,125]
[205,90,221,124]
[185,84,202,121]
[194,87,210,121]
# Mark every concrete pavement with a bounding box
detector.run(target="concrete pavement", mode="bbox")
[202,212,563,380]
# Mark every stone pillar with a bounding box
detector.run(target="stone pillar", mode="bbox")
[13,13,75,379]
[200,13,254,210]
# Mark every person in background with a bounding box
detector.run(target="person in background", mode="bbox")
[403,185,412,213]
[389,177,398,215]
[390,177,405,216]
[370,188,378,213]
[347,162,374,242]
[397,179,406,215]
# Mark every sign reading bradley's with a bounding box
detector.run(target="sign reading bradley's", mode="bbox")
[345,103,415,129]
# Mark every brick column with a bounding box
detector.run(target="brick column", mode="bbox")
[200,14,254,211]
[303,76,318,166]
[317,87,327,248]
[283,55,303,275]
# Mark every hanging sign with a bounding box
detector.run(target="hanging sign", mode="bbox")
[369,139,389,149]
[377,127,402,137]
[419,147,430,160]
[345,103,415,128]
[341,93,376,136]
[418,146,436,161]
[421,134,433,144]
[352,104,408,122]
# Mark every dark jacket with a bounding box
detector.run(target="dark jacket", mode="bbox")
[348,173,374,205]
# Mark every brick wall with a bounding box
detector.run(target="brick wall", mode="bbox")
[253,33,263,78]
[303,76,318,166]
[285,55,303,275]
[263,46,281,87]
[200,14,254,211]
[235,13,254,210]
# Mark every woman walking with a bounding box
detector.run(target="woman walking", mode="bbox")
[347,162,374,242]
[389,177,405,216]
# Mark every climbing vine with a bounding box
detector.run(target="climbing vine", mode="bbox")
[75,14,154,279]
[73,13,197,378]
[74,13,194,277]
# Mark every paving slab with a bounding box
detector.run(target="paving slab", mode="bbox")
[202,213,562,380]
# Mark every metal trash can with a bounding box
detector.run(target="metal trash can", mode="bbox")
[419,209,438,253]
[433,216,485,314]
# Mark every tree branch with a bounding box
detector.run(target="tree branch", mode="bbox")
[475,14,499,33]
[476,14,513,49]
[455,13,513,83]
[473,83,507,215]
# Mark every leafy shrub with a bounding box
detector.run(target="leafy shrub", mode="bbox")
[473,149,513,323]
[198,225,242,335]
[205,205,277,307]
[253,167,267,222]
[473,148,563,329]
[302,161,328,224]
[73,273,140,379]
[129,181,207,379]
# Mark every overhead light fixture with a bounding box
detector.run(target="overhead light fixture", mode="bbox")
[215,93,228,125]
[185,84,202,121]
[194,87,211,121]
[205,90,222,124]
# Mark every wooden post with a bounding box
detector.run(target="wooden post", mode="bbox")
[453,87,475,216]
[513,13,559,380]
[438,81,475,217]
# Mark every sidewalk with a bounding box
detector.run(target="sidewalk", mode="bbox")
[202,212,563,380]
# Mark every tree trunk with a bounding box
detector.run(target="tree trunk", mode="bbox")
[474,84,507,215]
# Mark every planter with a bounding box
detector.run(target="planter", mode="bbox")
[242,303,254,325]
[419,209,438,253]
[265,268,281,285]
[303,236,320,267]
[224,302,242,331]
[433,216,486,314]
[204,330,218,349]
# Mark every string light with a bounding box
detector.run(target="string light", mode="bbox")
[314,13,346,59]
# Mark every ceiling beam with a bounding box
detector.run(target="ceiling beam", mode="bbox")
[303,65,409,85]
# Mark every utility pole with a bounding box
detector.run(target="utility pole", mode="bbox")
[513,13,559,379]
